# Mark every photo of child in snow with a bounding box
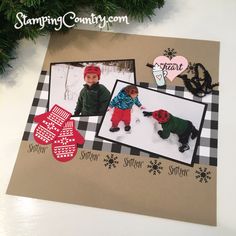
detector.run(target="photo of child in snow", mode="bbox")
[74,65,110,116]
[97,80,207,165]
[108,85,144,132]
[49,60,136,116]
[143,110,199,153]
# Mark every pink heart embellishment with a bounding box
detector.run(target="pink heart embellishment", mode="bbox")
[153,56,188,81]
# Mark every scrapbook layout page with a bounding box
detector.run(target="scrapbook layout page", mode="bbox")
[7,29,219,225]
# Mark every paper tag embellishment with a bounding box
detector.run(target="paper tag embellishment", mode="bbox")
[153,56,188,82]
[33,105,72,145]
[52,120,85,162]
[152,63,168,87]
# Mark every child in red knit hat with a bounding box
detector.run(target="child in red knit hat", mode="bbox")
[108,85,145,132]
[143,109,199,152]
[74,65,110,116]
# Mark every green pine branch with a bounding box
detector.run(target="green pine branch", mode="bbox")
[0,0,165,76]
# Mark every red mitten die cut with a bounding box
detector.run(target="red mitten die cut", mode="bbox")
[33,105,72,145]
[52,120,85,162]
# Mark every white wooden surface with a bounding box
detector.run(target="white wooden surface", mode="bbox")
[1,0,236,235]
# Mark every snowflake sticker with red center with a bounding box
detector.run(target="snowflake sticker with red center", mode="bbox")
[60,137,69,145]
[47,122,56,130]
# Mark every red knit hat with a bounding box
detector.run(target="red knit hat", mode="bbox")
[152,109,170,123]
[84,65,101,79]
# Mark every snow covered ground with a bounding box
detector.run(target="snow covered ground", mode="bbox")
[49,62,135,114]
[97,81,206,164]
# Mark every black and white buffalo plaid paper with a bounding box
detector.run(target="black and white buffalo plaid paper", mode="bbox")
[22,71,218,166]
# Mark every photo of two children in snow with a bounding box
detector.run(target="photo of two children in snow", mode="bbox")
[49,59,207,165]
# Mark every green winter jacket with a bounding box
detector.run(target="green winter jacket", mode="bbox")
[159,114,189,139]
[74,83,110,116]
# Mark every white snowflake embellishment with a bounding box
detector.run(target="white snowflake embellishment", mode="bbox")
[47,122,56,130]
[60,137,69,145]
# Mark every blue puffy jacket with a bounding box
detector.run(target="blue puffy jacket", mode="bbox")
[109,89,142,110]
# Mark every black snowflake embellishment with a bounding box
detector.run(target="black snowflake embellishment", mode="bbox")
[104,154,119,169]
[195,167,212,183]
[147,160,163,175]
[163,48,177,59]
[186,62,196,74]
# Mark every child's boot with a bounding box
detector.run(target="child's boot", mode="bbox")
[124,125,131,131]
[179,144,190,153]
[109,127,120,132]
[109,122,120,132]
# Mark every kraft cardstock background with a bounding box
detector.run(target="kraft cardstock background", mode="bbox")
[7,29,219,226]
